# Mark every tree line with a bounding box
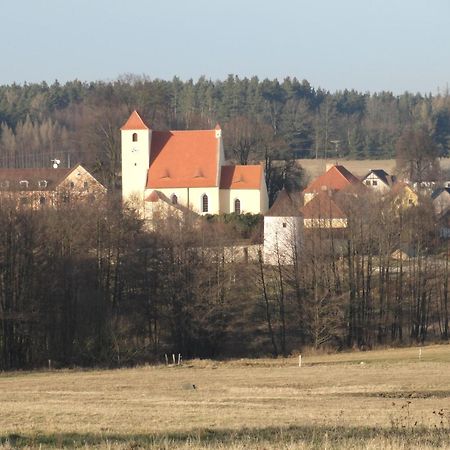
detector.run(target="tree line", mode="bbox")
[0,76,449,190]
[0,189,448,370]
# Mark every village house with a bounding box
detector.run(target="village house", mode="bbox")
[361,169,396,194]
[389,182,419,209]
[120,111,269,219]
[0,164,106,208]
[431,187,450,215]
[303,164,362,204]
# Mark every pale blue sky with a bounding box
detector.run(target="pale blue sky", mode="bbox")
[1,0,449,93]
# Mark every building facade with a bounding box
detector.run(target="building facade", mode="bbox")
[0,164,106,208]
[121,111,269,218]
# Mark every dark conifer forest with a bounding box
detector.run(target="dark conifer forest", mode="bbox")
[1,76,449,188]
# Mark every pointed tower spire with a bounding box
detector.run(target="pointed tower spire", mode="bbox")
[121,110,150,130]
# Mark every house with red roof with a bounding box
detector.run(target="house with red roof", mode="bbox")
[303,164,362,204]
[121,111,268,218]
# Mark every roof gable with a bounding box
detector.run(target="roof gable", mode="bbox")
[304,165,361,193]
[432,187,450,200]
[147,130,219,189]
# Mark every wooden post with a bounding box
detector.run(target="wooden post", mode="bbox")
[48,359,52,370]
[298,354,302,367]
[164,354,168,365]
[177,353,181,365]
[419,348,422,360]
[172,354,176,365]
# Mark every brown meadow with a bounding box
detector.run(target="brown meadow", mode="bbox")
[1,345,450,448]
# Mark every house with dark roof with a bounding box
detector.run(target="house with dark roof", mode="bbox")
[303,164,362,204]
[121,111,268,218]
[361,169,396,194]
[263,189,302,265]
[0,164,106,208]
[431,187,450,215]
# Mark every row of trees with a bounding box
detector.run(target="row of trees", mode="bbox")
[0,189,449,370]
[259,192,449,356]
[0,76,449,188]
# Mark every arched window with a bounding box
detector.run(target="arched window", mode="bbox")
[171,194,178,205]
[201,194,209,213]
[234,199,241,214]
[132,133,138,142]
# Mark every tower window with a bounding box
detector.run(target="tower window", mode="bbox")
[39,196,46,205]
[132,133,138,142]
[171,194,178,205]
[202,194,209,213]
[234,199,241,214]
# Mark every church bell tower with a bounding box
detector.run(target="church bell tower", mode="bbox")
[120,110,151,205]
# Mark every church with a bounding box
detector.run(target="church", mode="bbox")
[120,111,269,218]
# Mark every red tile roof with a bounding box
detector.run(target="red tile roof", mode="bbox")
[303,165,361,194]
[146,130,219,189]
[121,110,149,130]
[300,191,347,219]
[220,165,262,189]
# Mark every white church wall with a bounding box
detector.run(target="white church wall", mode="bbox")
[219,188,264,214]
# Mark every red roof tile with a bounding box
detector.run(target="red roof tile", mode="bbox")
[300,191,347,219]
[303,165,361,194]
[121,110,149,130]
[146,130,219,189]
[220,165,262,190]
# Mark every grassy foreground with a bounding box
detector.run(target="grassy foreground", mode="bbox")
[1,345,450,449]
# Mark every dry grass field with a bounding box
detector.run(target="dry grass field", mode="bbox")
[297,158,450,180]
[1,345,450,449]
